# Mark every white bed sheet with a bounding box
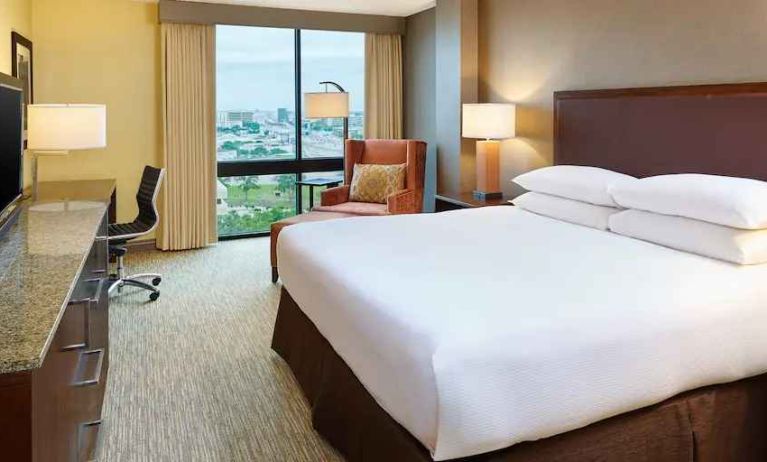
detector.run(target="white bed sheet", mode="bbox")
[277,207,767,460]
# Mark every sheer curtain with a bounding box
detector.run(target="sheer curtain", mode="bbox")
[158,23,217,250]
[364,33,403,139]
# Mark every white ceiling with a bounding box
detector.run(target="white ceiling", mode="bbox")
[177,0,435,17]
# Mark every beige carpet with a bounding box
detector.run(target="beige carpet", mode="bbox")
[96,238,342,461]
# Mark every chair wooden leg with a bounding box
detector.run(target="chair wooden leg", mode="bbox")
[272,267,279,283]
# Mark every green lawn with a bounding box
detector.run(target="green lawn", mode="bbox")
[224,183,294,208]
[217,181,333,235]
[222,182,328,209]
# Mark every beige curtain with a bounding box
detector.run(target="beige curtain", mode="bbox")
[158,23,217,251]
[364,33,403,139]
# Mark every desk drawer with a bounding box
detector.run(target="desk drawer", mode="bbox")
[30,209,110,462]
[59,278,104,353]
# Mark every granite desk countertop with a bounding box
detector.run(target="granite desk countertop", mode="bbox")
[0,180,115,374]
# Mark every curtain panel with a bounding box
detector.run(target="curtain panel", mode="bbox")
[158,23,217,251]
[364,33,403,139]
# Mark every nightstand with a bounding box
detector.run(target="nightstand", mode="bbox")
[434,188,524,212]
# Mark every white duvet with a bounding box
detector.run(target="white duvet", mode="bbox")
[277,206,767,460]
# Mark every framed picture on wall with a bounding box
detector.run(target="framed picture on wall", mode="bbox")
[11,32,33,147]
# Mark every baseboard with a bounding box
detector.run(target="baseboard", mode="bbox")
[125,239,157,251]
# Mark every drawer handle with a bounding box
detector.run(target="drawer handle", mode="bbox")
[60,303,89,352]
[77,419,102,462]
[60,278,105,352]
[73,348,105,387]
[69,277,105,306]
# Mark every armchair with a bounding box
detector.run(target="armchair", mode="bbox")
[314,139,427,216]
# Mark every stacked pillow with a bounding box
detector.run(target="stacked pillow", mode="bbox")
[512,165,635,230]
[512,166,767,265]
[608,174,767,265]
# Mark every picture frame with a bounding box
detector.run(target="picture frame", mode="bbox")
[11,31,33,147]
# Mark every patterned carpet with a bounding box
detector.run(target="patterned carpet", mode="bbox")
[96,238,342,461]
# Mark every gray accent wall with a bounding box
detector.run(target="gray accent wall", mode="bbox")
[404,8,437,212]
[480,0,767,195]
[405,0,479,207]
[435,0,478,194]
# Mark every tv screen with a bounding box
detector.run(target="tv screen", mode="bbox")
[0,80,23,218]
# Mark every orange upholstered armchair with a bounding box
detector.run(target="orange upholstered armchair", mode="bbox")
[314,139,427,216]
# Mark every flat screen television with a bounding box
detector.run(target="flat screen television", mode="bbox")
[0,73,23,228]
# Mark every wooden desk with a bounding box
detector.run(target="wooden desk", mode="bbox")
[0,179,115,461]
[38,179,117,223]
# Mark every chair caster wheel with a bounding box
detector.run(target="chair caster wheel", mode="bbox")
[149,291,160,301]
[152,277,162,286]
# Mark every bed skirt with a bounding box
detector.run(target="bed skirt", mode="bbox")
[271,287,767,461]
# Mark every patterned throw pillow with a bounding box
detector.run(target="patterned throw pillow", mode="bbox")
[349,163,406,204]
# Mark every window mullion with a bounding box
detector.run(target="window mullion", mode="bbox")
[294,28,303,213]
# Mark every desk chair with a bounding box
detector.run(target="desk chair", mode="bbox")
[108,166,165,301]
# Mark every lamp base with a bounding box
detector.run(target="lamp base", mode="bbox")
[472,190,503,200]
[476,140,501,197]
[31,150,69,201]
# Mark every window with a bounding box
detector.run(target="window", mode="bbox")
[301,30,365,158]
[216,26,364,238]
[216,27,296,162]
[217,174,296,235]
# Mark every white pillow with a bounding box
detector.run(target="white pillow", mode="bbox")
[609,173,767,230]
[512,165,635,207]
[609,209,767,265]
[514,192,620,230]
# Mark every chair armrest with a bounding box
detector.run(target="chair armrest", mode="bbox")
[321,185,351,206]
[387,189,423,214]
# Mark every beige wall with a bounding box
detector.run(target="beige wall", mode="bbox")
[479,0,767,194]
[0,0,32,74]
[30,0,162,236]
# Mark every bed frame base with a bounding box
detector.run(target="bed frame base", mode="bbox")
[272,288,767,461]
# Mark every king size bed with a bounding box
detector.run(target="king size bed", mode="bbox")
[271,82,767,461]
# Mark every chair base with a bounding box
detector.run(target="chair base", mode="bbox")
[272,267,279,284]
[109,273,162,301]
[108,249,162,301]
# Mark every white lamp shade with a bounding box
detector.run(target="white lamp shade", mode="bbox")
[304,92,349,118]
[462,103,516,139]
[27,104,107,151]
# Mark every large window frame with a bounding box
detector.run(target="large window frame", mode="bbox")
[218,28,347,239]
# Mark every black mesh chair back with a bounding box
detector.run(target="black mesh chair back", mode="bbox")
[108,165,165,301]
[108,166,165,242]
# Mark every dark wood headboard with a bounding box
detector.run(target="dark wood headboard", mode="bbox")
[553,82,767,181]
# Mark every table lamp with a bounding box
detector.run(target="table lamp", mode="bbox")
[27,104,107,200]
[304,81,350,140]
[462,103,516,199]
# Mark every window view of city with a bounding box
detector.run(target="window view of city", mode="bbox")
[301,29,365,156]
[215,26,364,236]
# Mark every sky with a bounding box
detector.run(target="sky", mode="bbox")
[216,26,365,112]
